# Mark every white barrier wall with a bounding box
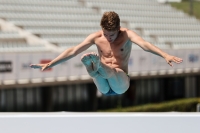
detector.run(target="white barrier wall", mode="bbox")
[0,49,200,83]
[0,112,200,133]
[157,0,182,3]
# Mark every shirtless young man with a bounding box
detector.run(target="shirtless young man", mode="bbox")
[30,11,183,96]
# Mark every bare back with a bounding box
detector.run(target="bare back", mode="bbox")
[94,28,132,74]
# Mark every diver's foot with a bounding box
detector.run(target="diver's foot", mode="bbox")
[81,53,92,66]
[89,52,101,71]
[81,53,98,77]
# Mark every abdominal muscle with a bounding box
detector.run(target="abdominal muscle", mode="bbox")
[100,55,128,74]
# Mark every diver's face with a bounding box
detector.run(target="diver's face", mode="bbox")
[102,29,119,43]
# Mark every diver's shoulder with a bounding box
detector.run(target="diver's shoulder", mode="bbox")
[90,30,103,38]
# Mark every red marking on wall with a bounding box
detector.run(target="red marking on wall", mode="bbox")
[40,60,52,71]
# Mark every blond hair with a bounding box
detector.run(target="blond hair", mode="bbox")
[100,11,120,31]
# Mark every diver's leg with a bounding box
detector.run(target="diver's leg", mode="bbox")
[81,53,110,93]
[90,53,130,94]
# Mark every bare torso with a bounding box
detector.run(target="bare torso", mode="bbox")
[94,28,132,74]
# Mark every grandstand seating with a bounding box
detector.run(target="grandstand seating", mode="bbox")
[0,0,200,51]
[0,31,26,43]
[85,0,200,48]
[0,43,48,52]
[0,28,51,52]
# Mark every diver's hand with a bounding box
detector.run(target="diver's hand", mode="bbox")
[30,63,51,71]
[164,54,183,67]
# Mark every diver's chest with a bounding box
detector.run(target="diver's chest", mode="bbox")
[98,42,126,57]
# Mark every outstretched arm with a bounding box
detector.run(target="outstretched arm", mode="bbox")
[127,30,183,66]
[30,33,96,71]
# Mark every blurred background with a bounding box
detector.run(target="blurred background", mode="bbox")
[0,0,200,112]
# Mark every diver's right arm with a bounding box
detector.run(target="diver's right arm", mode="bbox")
[30,33,96,71]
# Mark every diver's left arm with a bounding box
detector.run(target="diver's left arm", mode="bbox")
[127,30,183,66]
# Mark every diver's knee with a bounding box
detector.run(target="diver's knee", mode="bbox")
[114,83,129,94]
[98,86,110,94]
